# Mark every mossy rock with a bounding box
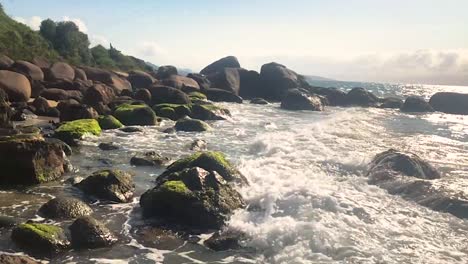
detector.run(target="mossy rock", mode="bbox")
[189,92,207,101]
[11,223,70,256]
[163,151,247,184]
[70,216,117,249]
[190,104,231,120]
[175,117,211,132]
[97,115,124,130]
[38,197,93,220]
[114,103,158,126]
[152,103,191,121]
[54,119,101,145]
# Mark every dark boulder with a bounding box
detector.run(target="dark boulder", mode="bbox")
[401,96,434,113]
[46,62,75,82]
[10,61,44,81]
[98,142,120,151]
[204,230,246,251]
[429,92,468,115]
[200,56,240,75]
[311,87,347,106]
[69,216,117,249]
[155,65,178,79]
[38,197,92,219]
[190,104,231,120]
[148,85,191,105]
[162,75,200,92]
[175,117,212,132]
[113,103,158,126]
[128,70,155,89]
[40,88,83,102]
[258,62,301,100]
[0,216,17,228]
[250,98,269,105]
[280,89,323,111]
[75,169,135,203]
[0,70,31,102]
[345,87,379,107]
[134,88,152,104]
[131,152,169,167]
[380,97,404,109]
[81,66,131,94]
[11,223,70,256]
[58,102,98,122]
[207,68,240,95]
[97,115,123,130]
[153,103,191,121]
[74,68,87,80]
[205,88,243,103]
[83,84,116,106]
[187,73,211,90]
[238,69,261,99]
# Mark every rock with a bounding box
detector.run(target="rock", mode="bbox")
[148,85,191,105]
[93,102,112,115]
[250,98,269,105]
[237,69,261,99]
[98,115,124,130]
[204,230,245,251]
[74,68,87,80]
[162,75,200,92]
[54,119,101,145]
[401,96,434,113]
[31,96,50,115]
[190,139,207,151]
[40,88,83,102]
[83,84,116,106]
[140,167,245,230]
[81,67,131,94]
[280,89,323,111]
[162,127,176,134]
[98,142,120,151]
[188,91,207,101]
[58,102,98,122]
[131,152,169,167]
[10,61,44,81]
[207,68,240,95]
[380,97,404,109]
[162,151,247,184]
[45,138,72,156]
[75,169,135,203]
[258,62,301,100]
[200,56,240,75]
[0,134,66,185]
[205,88,243,103]
[46,62,75,82]
[120,126,143,133]
[128,70,155,89]
[113,103,158,126]
[0,70,31,102]
[311,87,347,106]
[345,87,379,107]
[155,65,178,79]
[429,92,468,115]
[69,216,117,249]
[0,54,14,70]
[11,223,70,256]
[38,197,93,219]
[0,254,39,264]
[134,88,152,104]
[190,104,231,120]
[153,103,191,121]
[0,216,17,228]
[175,117,211,132]
[187,73,211,90]
[32,57,50,69]
[134,226,184,250]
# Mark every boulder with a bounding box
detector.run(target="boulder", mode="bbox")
[401,96,434,113]
[155,65,178,79]
[40,88,83,102]
[38,197,93,219]
[0,254,39,264]
[345,87,379,107]
[113,103,158,126]
[205,88,243,103]
[128,70,155,89]
[46,62,75,82]
[98,142,120,151]
[175,117,212,132]
[10,61,44,81]
[380,97,404,109]
[312,87,347,106]
[0,70,31,102]
[190,104,231,120]
[0,134,66,185]
[31,57,50,69]
[280,89,323,111]
[162,75,200,92]
[75,169,135,203]
[81,66,131,94]
[250,98,269,105]
[11,223,70,256]
[429,92,468,115]
[140,167,245,230]
[58,102,98,122]
[148,85,191,105]
[74,68,87,80]
[31,96,51,115]
[0,55,14,70]
[200,56,240,75]
[204,230,245,251]
[207,68,240,95]
[54,119,101,145]
[152,103,191,121]
[120,126,143,133]
[69,216,117,249]
[130,152,169,167]
[237,69,261,99]
[83,84,115,106]
[134,88,152,104]
[258,62,301,100]
[97,115,124,130]
[187,73,211,90]
[188,91,208,101]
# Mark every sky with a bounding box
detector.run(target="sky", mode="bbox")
[3,0,468,85]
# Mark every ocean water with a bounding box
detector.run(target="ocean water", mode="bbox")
[2,81,468,263]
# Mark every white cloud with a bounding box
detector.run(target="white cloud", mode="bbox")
[89,34,110,47]
[62,16,88,33]
[138,41,168,58]
[13,16,42,30]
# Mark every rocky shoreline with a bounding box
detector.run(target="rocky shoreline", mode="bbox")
[1,54,468,262]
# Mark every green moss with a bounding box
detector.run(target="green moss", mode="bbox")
[175,118,211,132]
[114,103,157,126]
[161,180,190,194]
[152,103,191,121]
[55,119,101,140]
[98,115,124,130]
[18,223,62,240]
[189,92,207,100]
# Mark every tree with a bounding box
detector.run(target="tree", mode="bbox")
[91,44,116,68]
[39,19,56,44]
[51,21,92,65]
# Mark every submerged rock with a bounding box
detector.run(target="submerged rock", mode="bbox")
[113,103,158,126]
[69,216,117,249]
[429,92,468,115]
[400,96,434,113]
[120,126,143,133]
[379,97,404,109]
[134,226,184,250]
[0,215,17,228]
[38,197,93,219]
[280,89,323,111]
[204,230,246,251]
[11,223,70,256]
[75,169,135,203]
[190,104,231,120]
[99,142,120,151]
[131,152,170,167]
[250,98,269,105]
[190,139,208,151]
[175,117,212,132]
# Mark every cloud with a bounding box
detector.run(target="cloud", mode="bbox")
[62,16,88,33]
[89,34,110,47]
[13,16,42,30]
[138,42,168,58]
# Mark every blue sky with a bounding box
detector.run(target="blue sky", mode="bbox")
[3,0,468,85]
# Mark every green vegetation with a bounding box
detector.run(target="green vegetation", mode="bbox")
[189,92,207,101]
[161,180,190,194]
[55,119,102,140]
[17,223,63,241]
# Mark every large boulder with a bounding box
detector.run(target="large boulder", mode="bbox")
[190,104,231,120]
[75,169,135,203]
[11,223,70,256]
[10,61,44,81]
[200,56,240,75]
[97,115,124,130]
[0,70,31,102]
[69,216,117,249]
[238,69,261,99]
[46,62,75,82]
[128,70,155,89]
[207,68,240,95]
[54,119,101,145]
[379,97,404,109]
[401,96,434,113]
[204,88,243,103]
[345,87,379,107]
[40,88,83,102]
[152,103,191,121]
[162,75,200,92]
[148,85,191,105]
[155,65,178,79]
[429,92,468,115]
[187,73,211,90]
[134,88,152,104]
[81,66,131,94]
[38,197,93,219]
[0,134,66,185]
[140,167,245,230]
[311,87,347,106]
[83,84,115,106]
[281,89,323,111]
[175,117,211,132]
[258,62,302,100]
[0,55,14,70]
[74,68,87,80]
[58,102,98,122]
[113,103,158,126]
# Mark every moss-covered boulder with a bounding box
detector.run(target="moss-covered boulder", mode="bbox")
[54,119,101,145]
[97,115,124,130]
[75,169,135,203]
[140,167,245,230]
[152,103,191,121]
[113,103,158,126]
[11,223,70,256]
[38,197,93,220]
[69,216,117,249]
[175,117,211,132]
[163,151,247,184]
[189,91,207,101]
[190,104,231,120]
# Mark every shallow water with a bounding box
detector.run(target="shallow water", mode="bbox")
[2,83,468,263]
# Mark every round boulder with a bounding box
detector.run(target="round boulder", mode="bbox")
[10,61,44,81]
[47,62,75,82]
[280,89,323,111]
[38,197,93,219]
[11,223,70,256]
[128,71,155,89]
[200,56,240,75]
[345,87,379,107]
[401,96,434,113]
[69,216,117,249]
[175,117,211,132]
[429,92,468,115]
[0,70,31,102]
[148,85,191,105]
